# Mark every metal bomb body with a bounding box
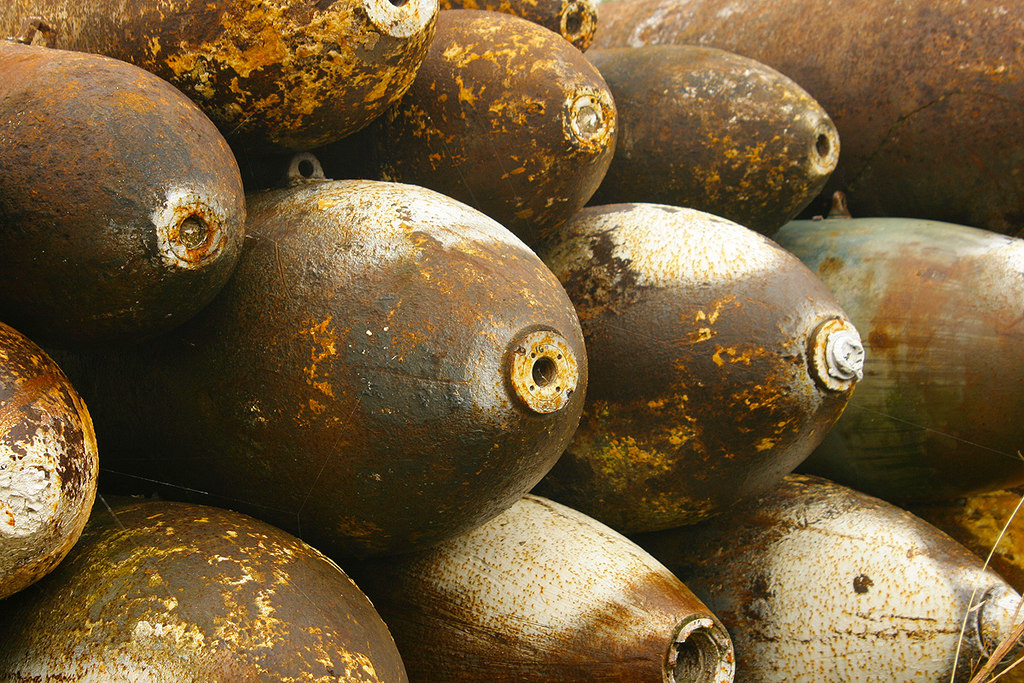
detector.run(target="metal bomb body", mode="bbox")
[0,321,98,600]
[775,216,1024,502]
[634,474,1024,683]
[586,45,839,235]
[0,33,245,347]
[0,0,438,151]
[593,0,1024,236]
[437,0,597,50]
[348,494,735,683]
[57,176,587,558]
[533,203,862,533]
[342,9,617,246]
[0,500,409,682]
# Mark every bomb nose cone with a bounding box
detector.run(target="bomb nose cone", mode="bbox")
[977,584,1024,660]
[669,616,735,683]
[810,116,840,179]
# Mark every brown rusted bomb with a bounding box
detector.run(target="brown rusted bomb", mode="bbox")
[0,0,438,152]
[910,490,1024,596]
[586,45,839,235]
[593,0,1024,236]
[322,9,617,246]
[55,167,587,558]
[532,203,864,533]
[437,0,597,50]
[634,474,1024,683]
[0,25,245,347]
[775,216,1024,502]
[0,321,97,600]
[348,494,735,683]
[0,500,408,681]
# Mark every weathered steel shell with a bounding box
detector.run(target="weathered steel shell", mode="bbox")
[775,216,1024,502]
[56,176,587,558]
[911,490,1024,596]
[593,0,1024,236]
[326,9,616,246]
[634,474,1024,683]
[0,500,409,682]
[532,203,862,533]
[437,0,597,50]
[0,321,97,600]
[0,0,438,151]
[0,34,245,347]
[348,494,735,683]
[586,45,839,235]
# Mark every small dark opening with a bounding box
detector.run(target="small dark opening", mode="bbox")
[565,6,585,36]
[815,133,831,159]
[178,216,209,250]
[388,0,408,7]
[532,356,557,388]
[298,159,316,177]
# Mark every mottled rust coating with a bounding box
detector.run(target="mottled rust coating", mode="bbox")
[586,45,839,235]
[0,39,245,347]
[911,490,1024,597]
[438,0,597,50]
[331,9,616,246]
[0,0,438,152]
[0,500,408,681]
[532,203,861,533]
[0,322,97,599]
[775,217,1024,502]
[348,494,735,683]
[593,0,1024,236]
[56,179,587,558]
[634,474,1024,683]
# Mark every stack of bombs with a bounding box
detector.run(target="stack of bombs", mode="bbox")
[1,0,1024,680]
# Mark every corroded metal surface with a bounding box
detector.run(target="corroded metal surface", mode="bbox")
[634,474,1024,683]
[0,0,438,151]
[438,0,597,50]
[0,322,97,600]
[911,490,1024,597]
[0,500,409,681]
[593,0,1024,236]
[56,178,587,558]
[0,38,245,347]
[532,203,861,533]
[586,45,839,235]
[326,9,616,246]
[349,494,735,683]
[775,217,1024,502]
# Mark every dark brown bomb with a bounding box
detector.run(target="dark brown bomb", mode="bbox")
[0,500,409,681]
[0,321,98,600]
[586,45,839,235]
[57,172,587,558]
[533,203,863,533]
[634,475,1024,683]
[593,0,1024,236]
[775,216,1024,502]
[348,494,735,683]
[0,0,438,151]
[437,0,597,50]
[329,9,616,246]
[0,26,245,347]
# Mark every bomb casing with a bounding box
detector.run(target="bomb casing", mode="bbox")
[0,321,98,600]
[348,494,735,683]
[532,203,863,533]
[775,216,1024,502]
[634,474,1024,683]
[0,30,245,347]
[0,500,409,681]
[56,173,588,558]
[586,45,839,235]
[437,0,597,50]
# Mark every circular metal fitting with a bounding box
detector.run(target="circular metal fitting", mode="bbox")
[564,88,615,152]
[153,190,227,270]
[668,616,735,683]
[808,317,865,392]
[508,330,579,414]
